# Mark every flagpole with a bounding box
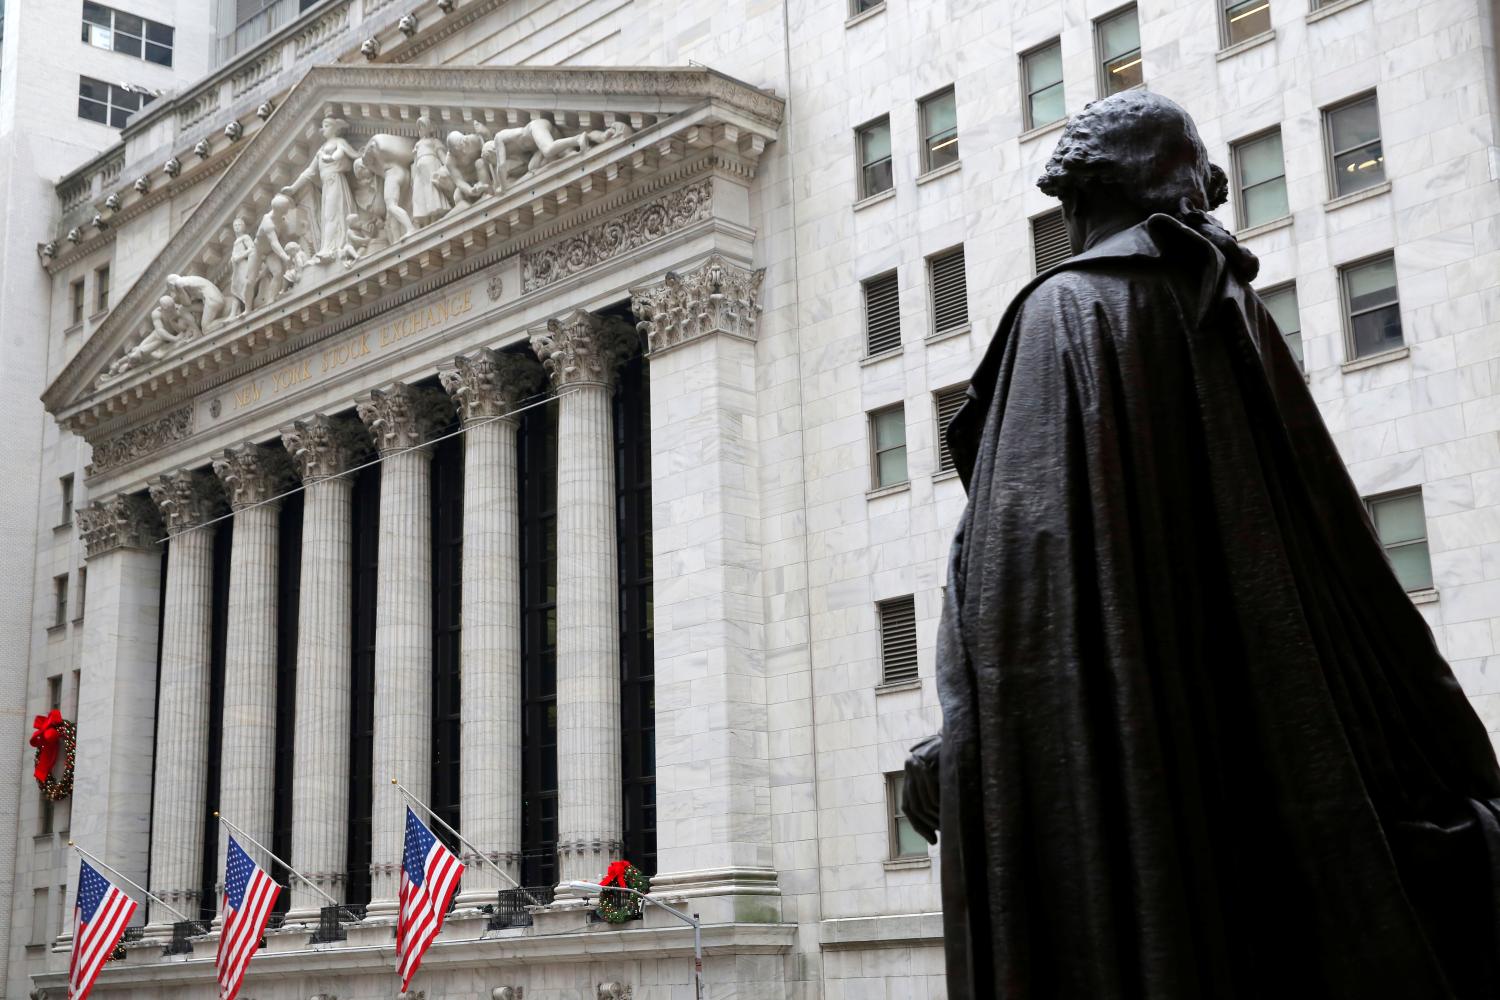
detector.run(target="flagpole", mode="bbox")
[212,812,361,922]
[68,841,193,924]
[390,777,544,908]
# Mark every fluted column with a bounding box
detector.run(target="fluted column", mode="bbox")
[280,415,368,916]
[357,383,447,911]
[146,469,226,926]
[531,311,637,888]
[440,349,544,900]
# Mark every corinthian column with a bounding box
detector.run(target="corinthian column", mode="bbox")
[146,469,227,926]
[280,415,368,916]
[531,311,637,888]
[439,349,544,901]
[356,383,447,910]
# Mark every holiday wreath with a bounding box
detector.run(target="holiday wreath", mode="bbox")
[595,860,650,923]
[31,710,75,802]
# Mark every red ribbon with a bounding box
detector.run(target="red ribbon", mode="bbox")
[600,860,631,888]
[30,710,62,784]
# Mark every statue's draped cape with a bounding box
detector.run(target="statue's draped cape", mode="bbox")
[936,214,1500,998]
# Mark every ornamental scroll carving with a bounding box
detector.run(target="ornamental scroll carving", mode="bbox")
[212,442,296,510]
[521,180,712,293]
[356,383,450,455]
[148,468,227,534]
[76,494,163,558]
[88,406,194,476]
[439,349,545,424]
[631,252,765,355]
[530,312,638,389]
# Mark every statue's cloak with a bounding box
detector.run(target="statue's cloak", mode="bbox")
[937,214,1500,998]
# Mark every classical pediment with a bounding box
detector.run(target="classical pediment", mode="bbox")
[44,63,782,442]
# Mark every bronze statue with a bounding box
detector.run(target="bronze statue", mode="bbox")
[908,91,1500,998]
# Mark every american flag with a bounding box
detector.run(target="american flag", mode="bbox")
[216,836,280,1000]
[69,859,137,1000]
[396,807,463,991]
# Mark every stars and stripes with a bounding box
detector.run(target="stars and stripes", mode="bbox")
[216,836,280,1000]
[69,859,137,1000]
[396,806,463,991]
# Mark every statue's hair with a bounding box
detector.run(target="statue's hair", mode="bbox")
[322,116,350,137]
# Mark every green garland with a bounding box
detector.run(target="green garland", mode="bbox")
[595,863,650,924]
[36,719,76,802]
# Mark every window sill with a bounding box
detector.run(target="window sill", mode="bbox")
[63,322,83,336]
[1019,118,1066,144]
[861,346,903,367]
[866,482,911,501]
[1215,29,1275,61]
[884,856,931,871]
[71,615,85,625]
[45,623,67,637]
[854,188,896,212]
[845,3,885,28]
[52,520,73,534]
[1340,345,1408,374]
[932,468,960,484]
[925,322,971,346]
[1307,0,1370,24]
[875,677,921,695]
[1324,180,1391,212]
[1409,588,1439,605]
[916,160,962,186]
[88,310,109,322]
[1235,215,1293,240]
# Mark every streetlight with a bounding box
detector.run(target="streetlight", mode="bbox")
[563,881,703,1000]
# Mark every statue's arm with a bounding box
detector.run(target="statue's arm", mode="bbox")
[903,733,941,844]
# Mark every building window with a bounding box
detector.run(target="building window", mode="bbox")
[58,475,74,526]
[77,76,152,129]
[1366,490,1433,592]
[933,383,967,474]
[928,246,969,335]
[29,888,48,944]
[74,567,87,622]
[863,271,901,356]
[51,575,68,628]
[47,676,62,711]
[69,280,85,326]
[877,595,918,684]
[1340,254,1402,360]
[82,2,174,65]
[919,87,959,173]
[1221,0,1270,46]
[1022,39,1065,130]
[870,405,908,489]
[856,116,893,199]
[1031,208,1071,274]
[1259,283,1303,371]
[1232,129,1289,229]
[850,0,883,13]
[1096,5,1142,96]
[94,265,110,314]
[886,772,928,859]
[1325,93,1384,198]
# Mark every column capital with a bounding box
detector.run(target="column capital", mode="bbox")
[630,252,765,356]
[76,493,163,558]
[147,468,226,534]
[439,349,546,424]
[280,414,371,482]
[212,442,295,511]
[355,383,449,456]
[529,310,638,390]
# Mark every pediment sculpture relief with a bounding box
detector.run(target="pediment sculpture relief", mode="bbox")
[96,108,635,388]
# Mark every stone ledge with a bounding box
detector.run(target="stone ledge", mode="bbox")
[1215,29,1275,62]
[866,481,911,501]
[845,3,886,28]
[925,322,971,346]
[1323,180,1391,213]
[1339,345,1408,374]
[819,912,943,951]
[1306,0,1370,24]
[916,160,962,186]
[1018,118,1066,144]
[860,346,903,367]
[1235,215,1293,240]
[874,677,921,696]
[1410,587,1439,605]
[854,188,896,212]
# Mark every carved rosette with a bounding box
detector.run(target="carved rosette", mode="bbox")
[529,312,638,390]
[439,349,545,425]
[631,253,765,356]
[76,494,163,558]
[147,469,227,535]
[280,414,371,482]
[212,442,295,511]
[355,383,449,456]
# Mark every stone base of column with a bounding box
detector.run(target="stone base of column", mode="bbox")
[454,850,522,908]
[643,867,782,924]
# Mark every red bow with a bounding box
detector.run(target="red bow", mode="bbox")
[30,710,63,784]
[600,860,631,888]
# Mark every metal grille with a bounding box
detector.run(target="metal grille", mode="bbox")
[864,272,901,356]
[878,596,919,684]
[488,886,556,930]
[1032,209,1071,274]
[933,384,968,474]
[929,248,969,334]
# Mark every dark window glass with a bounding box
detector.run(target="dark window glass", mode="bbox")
[1023,41,1065,130]
[1224,0,1270,45]
[82,2,110,26]
[857,117,893,198]
[1327,95,1385,197]
[1342,255,1402,359]
[1098,6,1142,94]
[345,463,380,909]
[871,405,908,488]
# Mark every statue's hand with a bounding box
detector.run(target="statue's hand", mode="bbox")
[903,734,942,844]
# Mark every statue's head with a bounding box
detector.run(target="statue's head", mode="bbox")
[321,116,349,139]
[233,216,246,235]
[157,295,175,310]
[353,156,374,182]
[269,193,293,215]
[166,273,182,290]
[417,114,436,138]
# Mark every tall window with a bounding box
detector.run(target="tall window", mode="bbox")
[518,401,559,890]
[1340,254,1402,360]
[1232,129,1288,229]
[51,575,68,628]
[863,271,901,357]
[199,519,233,922]
[1022,40,1065,130]
[59,475,74,526]
[1259,283,1303,370]
[48,675,62,710]
[1325,94,1384,197]
[77,76,153,128]
[430,429,464,844]
[1366,490,1433,592]
[933,383,967,474]
[1031,208,1071,274]
[885,773,928,859]
[82,3,174,65]
[928,246,969,335]
[877,596,918,684]
[95,266,111,314]
[74,567,87,622]
[1221,0,1270,46]
[870,405,908,489]
[1096,6,1142,95]
[69,280,85,326]
[345,464,380,909]
[270,491,302,918]
[919,87,959,172]
[856,116,893,199]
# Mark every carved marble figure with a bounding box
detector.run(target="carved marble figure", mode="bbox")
[247,193,297,307]
[281,116,361,261]
[226,217,255,318]
[487,118,630,191]
[411,114,451,226]
[342,157,390,265]
[439,130,491,216]
[100,295,198,381]
[166,273,228,334]
[361,133,416,240]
